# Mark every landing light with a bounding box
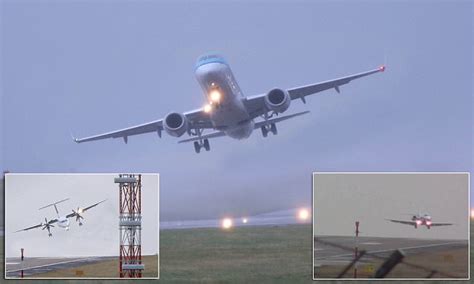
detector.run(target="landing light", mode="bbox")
[379,65,386,72]
[222,218,233,230]
[210,90,221,102]
[416,220,422,225]
[242,218,248,224]
[471,208,474,219]
[204,104,212,113]
[298,208,310,221]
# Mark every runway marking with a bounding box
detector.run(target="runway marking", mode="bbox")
[315,241,466,260]
[361,242,381,245]
[6,257,99,273]
[314,248,325,251]
[6,262,19,265]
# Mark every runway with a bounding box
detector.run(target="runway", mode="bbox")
[314,235,468,265]
[161,208,309,230]
[5,256,116,278]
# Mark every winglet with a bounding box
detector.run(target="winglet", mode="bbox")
[70,131,80,143]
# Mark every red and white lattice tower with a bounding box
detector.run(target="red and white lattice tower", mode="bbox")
[115,174,144,278]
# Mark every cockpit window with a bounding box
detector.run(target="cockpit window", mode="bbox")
[195,54,228,69]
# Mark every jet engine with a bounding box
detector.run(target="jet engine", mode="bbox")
[164,112,188,137]
[264,88,291,113]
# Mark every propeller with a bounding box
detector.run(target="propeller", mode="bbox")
[41,217,54,237]
[72,208,84,226]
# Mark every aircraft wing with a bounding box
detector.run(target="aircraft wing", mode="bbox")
[15,219,58,232]
[430,222,453,227]
[386,219,416,226]
[244,66,385,119]
[74,109,212,144]
[66,199,107,218]
[178,111,309,143]
[14,223,43,232]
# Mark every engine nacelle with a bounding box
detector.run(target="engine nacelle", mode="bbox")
[264,88,291,113]
[164,112,188,137]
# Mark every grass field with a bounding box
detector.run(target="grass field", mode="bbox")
[160,224,312,283]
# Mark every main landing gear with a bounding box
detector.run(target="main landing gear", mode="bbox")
[193,139,210,153]
[189,127,211,154]
[261,123,277,137]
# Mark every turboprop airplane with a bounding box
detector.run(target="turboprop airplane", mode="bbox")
[74,54,385,153]
[15,198,106,237]
[386,213,453,229]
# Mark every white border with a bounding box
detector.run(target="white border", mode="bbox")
[3,172,160,280]
[312,172,470,281]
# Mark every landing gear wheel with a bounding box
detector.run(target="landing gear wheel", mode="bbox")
[270,123,277,135]
[203,139,210,151]
[48,233,52,237]
[194,141,201,153]
[79,222,83,226]
[261,126,268,137]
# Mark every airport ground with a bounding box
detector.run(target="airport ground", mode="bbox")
[29,255,158,278]
[2,224,473,283]
[314,238,468,279]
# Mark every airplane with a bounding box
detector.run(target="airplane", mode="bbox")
[73,54,385,153]
[386,213,453,229]
[15,198,106,237]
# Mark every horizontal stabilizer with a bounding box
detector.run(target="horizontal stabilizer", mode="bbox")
[178,111,310,144]
[178,131,226,143]
[39,198,70,210]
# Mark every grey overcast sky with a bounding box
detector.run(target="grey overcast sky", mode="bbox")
[313,173,469,240]
[1,1,472,220]
[5,174,159,258]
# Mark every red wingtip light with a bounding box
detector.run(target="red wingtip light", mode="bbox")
[379,65,386,72]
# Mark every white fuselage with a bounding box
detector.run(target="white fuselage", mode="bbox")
[195,60,254,139]
[57,216,70,230]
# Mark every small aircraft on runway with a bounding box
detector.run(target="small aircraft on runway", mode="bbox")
[15,198,106,237]
[386,213,453,229]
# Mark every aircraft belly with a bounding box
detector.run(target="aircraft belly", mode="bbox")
[211,103,248,127]
[225,120,254,139]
